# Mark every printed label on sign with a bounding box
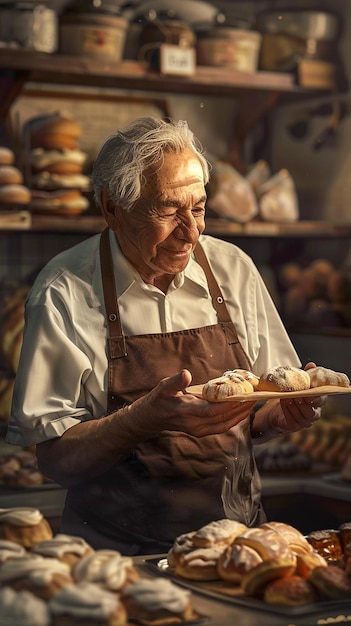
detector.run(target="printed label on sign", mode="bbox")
[159,44,196,77]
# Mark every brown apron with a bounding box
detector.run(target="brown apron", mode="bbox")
[63,228,265,554]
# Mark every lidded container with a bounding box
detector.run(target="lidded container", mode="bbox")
[0,2,58,53]
[59,0,128,60]
[196,25,262,72]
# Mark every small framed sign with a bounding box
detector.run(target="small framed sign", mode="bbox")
[159,44,196,77]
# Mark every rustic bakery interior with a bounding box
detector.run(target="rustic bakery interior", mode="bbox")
[0,0,351,624]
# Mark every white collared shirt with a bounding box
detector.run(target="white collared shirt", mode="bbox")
[7,230,300,446]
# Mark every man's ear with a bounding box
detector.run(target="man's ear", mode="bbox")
[100,189,120,230]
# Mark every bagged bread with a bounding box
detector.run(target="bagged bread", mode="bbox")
[257,169,299,223]
[207,160,258,223]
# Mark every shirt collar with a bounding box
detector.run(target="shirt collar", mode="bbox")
[108,229,209,296]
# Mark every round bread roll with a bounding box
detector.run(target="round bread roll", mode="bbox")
[192,519,247,548]
[30,148,87,174]
[29,115,82,151]
[30,189,89,215]
[31,171,91,191]
[264,574,318,606]
[241,556,297,596]
[258,366,310,392]
[0,166,23,185]
[309,564,351,600]
[0,184,31,204]
[307,366,350,388]
[203,372,254,401]
[0,147,15,165]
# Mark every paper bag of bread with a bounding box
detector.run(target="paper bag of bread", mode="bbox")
[256,169,299,223]
[206,160,258,223]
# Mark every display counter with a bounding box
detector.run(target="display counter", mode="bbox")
[134,555,351,626]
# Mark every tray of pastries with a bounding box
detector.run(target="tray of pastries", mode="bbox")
[0,505,209,625]
[187,365,351,402]
[145,518,351,618]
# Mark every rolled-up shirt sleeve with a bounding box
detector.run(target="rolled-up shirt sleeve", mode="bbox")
[7,280,106,447]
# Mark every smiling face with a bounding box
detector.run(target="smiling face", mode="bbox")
[111,149,206,290]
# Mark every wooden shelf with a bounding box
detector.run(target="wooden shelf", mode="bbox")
[2,214,351,238]
[0,48,316,117]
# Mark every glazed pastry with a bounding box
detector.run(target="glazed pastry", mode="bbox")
[294,551,328,578]
[0,507,53,548]
[233,527,295,561]
[306,529,343,564]
[72,549,139,590]
[167,531,196,569]
[174,545,226,581]
[0,555,73,599]
[0,586,51,626]
[121,578,197,625]
[264,574,318,606]
[32,534,94,568]
[241,556,297,596]
[217,542,263,584]
[260,521,313,555]
[192,518,248,548]
[49,581,127,626]
[0,539,27,564]
[258,366,310,392]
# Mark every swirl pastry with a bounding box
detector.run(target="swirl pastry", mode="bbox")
[72,549,139,591]
[49,581,127,626]
[121,578,197,625]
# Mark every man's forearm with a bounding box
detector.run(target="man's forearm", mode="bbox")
[36,403,156,487]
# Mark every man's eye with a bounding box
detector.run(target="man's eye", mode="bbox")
[193,207,205,215]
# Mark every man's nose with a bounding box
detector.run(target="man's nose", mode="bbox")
[174,214,198,240]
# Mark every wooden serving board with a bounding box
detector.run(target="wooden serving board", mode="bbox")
[186,384,351,402]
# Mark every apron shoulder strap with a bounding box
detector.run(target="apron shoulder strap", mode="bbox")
[194,242,240,344]
[100,227,127,359]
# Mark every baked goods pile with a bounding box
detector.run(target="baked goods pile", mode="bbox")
[202,365,350,401]
[281,410,351,470]
[0,506,200,626]
[0,281,30,423]
[167,517,351,607]
[279,258,351,331]
[0,449,49,487]
[0,146,31,208]
[23,113,91,216]
[254,441,312,474]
